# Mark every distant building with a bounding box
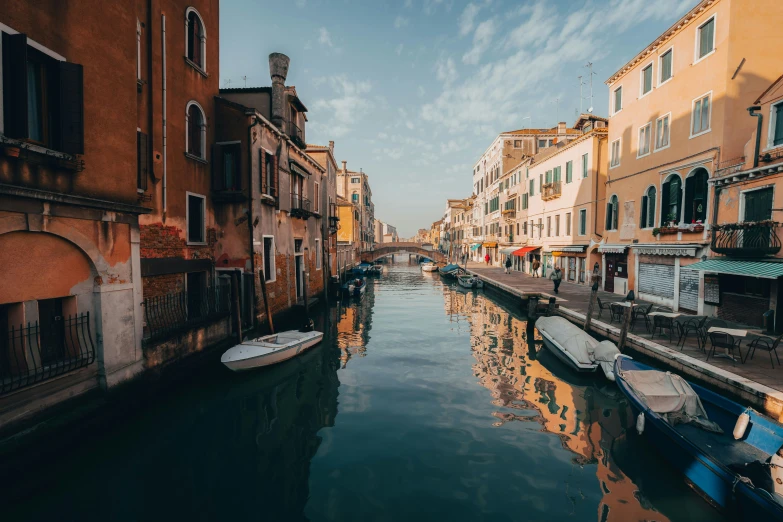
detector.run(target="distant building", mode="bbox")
[337,163,374,252]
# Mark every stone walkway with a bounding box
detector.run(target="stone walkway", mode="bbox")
[466,262,783,416]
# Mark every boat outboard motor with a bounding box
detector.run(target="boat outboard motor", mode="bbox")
[300,317,314,332]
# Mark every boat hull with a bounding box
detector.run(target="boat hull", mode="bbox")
[540,334,600,374]
[221,331,324,371]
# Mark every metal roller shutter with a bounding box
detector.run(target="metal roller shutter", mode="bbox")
[639,263,675,299]
[679,268,699,312]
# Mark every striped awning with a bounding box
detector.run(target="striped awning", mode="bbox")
[499,247,518,255]
[597,244,628,253]
[512,246,539,257]
[548,245,587,253]
[483,242,498,248]
[685,260,783,279]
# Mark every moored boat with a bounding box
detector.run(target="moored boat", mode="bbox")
[615,356,783,519]
[438,263,462,279]
[457,274,483,289]
[221,330,324,371]
[421,262,438,272]
[535,316,620,381]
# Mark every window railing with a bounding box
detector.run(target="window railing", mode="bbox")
[290,193,313,218]
[2,313,95,395]
[288,121,305,148]
[542,181,562,201]
[142,284,231,344]
[715,156,745,177]
[711,222,781,257]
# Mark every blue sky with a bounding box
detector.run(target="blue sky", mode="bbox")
[220,0,695,237]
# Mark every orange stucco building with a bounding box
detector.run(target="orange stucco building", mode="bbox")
[601,0,783,324]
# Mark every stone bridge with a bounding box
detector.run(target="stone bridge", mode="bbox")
[361,242,446,263]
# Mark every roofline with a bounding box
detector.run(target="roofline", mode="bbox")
[219,87,272,93]
[529,128,608,169]
[755,73,783,105]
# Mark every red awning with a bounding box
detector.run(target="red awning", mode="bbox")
[512,246,539,257]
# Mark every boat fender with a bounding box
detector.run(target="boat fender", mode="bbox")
[733,409,751,440]
[636,412,645,435]
[771,445,783,495]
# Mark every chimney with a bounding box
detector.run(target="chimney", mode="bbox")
[557,122,567,135]
[342,160,347,173]
[268,53,290,130]
[328,140,334,152]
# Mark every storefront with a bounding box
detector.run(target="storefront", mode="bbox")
[631,244,702,310]
[482,242,498,265]
[597,244,628,295]
[548,245,589,285]
[470,243,481,262]
[499,247,518,268]
[512,246,538,274]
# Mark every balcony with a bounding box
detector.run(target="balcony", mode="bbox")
[290,193,313,219]
[541,181,561,201]
[711,222,781,257]
[288,121,306,149]
[502,208,516,220]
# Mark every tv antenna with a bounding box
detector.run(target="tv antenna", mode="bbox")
[585,62,596,113]
[242,75,247,87]
[224,78,232,88]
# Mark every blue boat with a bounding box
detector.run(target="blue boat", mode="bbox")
[615,356,783,520]
[438,264,462,279]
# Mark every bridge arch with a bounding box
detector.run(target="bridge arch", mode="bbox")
[361,242,445,263]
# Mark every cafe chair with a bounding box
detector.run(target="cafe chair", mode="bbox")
[651,315,676,343]
[677,316,708,351]
[707,331,744,365]
[700,319,727,348]
[596,297,611,319]
[746,333,783,369]
[633,303,654,333]
[609,302,625,324]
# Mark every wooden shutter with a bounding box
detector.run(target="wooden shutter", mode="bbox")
[640,195,648,228]
[660,182,670,225]
[259,149,266,194]
[137,131,149,191]
[612,200,618,230]
[58,61,84,154]
[212,144,223,190]
[648,189,656,228]
[675,182,683,223]
[2,33,29,139]
[273,153,280,208]
[230,143,241,190]
[683,175,695,223]
[605,203,612,230]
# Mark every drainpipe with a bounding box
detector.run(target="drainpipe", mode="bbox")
[248,115,260,330]
[748,106,762,169]
[593,137,603,238]
[147,0,154,181]
[161,14,167,218]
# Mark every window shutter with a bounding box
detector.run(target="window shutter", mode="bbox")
[259,149,266,194]
[605,203,612,230]
[231,143,241,190]
[675,182,683,223]
[648,190,656,228]
[3,33,29,139]
[58,61,85,154]
[273,154,280,208]
[683,176,695,223]
[612,200,618,230]
[137,131,149,191]
[212,144,223,190]
[640,195,648,228]
[660,182,670,225]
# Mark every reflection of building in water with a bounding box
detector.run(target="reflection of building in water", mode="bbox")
[334,289,374,368]
[456,289,668,522]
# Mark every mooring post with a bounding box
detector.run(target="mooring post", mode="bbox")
[231,270,242,343]
[584,280,600,331]
[618,290,635,351]
[528,296,539,318]
[259,269,274,334]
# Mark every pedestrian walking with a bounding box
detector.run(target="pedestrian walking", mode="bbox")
[549,266,563,294]
[531,258,540,278]
[484,253,490,265]
[504,256,512,274]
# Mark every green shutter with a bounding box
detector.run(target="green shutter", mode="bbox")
[566,161,572,183]
[660,181,670,225]
[775,105,783,146]
[648,189,656,228]
[640,195,648,228]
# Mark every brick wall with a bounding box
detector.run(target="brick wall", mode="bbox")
[143,316,232,369]
[718,293,770,327]
[143,274,184,297]
[140,223,217,260]
[254,251,326,328]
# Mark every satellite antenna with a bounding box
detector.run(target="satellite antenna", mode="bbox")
[588,106,593,113]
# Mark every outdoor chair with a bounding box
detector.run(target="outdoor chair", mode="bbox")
[707,331,744,365]
[651,315,676,343]
[746,333,783,369]
[596,297,611,319]
[700,319,727,347]
[632,303,654,333]
[677,316,707,351]
[609,302,625,324]
[654,305,673,313]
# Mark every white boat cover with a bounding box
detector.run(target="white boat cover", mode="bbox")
[620,369,723,433]
[535,316,620,380]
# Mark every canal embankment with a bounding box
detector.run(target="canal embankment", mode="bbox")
[467,263,783,420]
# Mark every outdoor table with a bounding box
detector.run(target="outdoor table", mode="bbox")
[707,327,748,361]
[615,302,640,307]
[647,312,681,318]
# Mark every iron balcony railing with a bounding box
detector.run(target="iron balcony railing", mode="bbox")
[1,312,95,395]
[288,121,305,148]
[142,284,231,344]
[541,181,562,201]
[290,193,313,218]
[711,222,782,257]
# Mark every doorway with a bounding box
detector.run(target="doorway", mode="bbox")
[294,239,304,301]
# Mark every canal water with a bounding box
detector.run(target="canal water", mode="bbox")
[2,260,723,522]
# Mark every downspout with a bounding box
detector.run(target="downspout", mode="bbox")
[247,115,260,330]
[147,0,154,181]
[161,14,167,219]
[748,106,763,169]
[594,136,603,238]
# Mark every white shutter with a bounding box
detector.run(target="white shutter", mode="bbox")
[639,263,675,298]
[679,268,699,312]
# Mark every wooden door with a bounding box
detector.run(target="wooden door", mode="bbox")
[605,257,616,293]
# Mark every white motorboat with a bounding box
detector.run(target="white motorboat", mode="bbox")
[421,263,438,272]
[221,330,324,371]
[457,274,483,289]
[535,316,621,381]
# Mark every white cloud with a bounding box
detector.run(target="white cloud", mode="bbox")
[318,27,333,48]
[458,3,481,36]
[396,44,404,56]
[394,16,409,29]
[435,57,458,87]
[462,19,495,65]
[418,85,426,97]
[310,75,373,137]
[377,132,389,139]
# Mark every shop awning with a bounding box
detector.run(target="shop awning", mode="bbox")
[512,246,539,257]
[483,242,498,248]
[499,247,518,255]
[470,243,481,251]
[685,260,783,279]
[548,245,588,253]
[597,244,628,253]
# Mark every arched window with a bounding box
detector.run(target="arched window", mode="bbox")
[605,195,619,231]
[661,174,682,225]
[186,8,206,70]
[684,167,709,223]
[640,186,656,229]
[351,192,359,203]
[186,101,206,159]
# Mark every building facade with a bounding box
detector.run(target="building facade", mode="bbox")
[337,163,374,252]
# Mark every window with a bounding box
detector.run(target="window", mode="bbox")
[565,161,573,183]
[137,20,142,81]
[769,101,783,148]
[555,215,560,236]
[137,131,149,191]
[661,175,682,225]
[514,140,522,148]
[579,209,587,235]
[314,182,320,213]
[697,16,715,60]
[605,195,618,231]
[529,179,534,197]
[523,222,528,235]
[553,166,561,183]
[538,139,547,148]
[547,216,551,237]
[186,8,206,70]
[213,142,240,191]
[640,186,656,228]
[261,150,277,198]
[352,193,359,203]
[545,170,552,184]
[489,196,499,212]
[641,64,653,96]
[582,153,588,178]
[566,212,571,235]
[659,49,673,84]
[638,123,652,157]
[186,101,206,158]
[351,177,360,183]
[315,238,321,270]
[613,86,622,114]
[1,33,84,154]
[186,192,206,244]
[521,193,528,210]
[263,236,276,282]
[684,168,709,223]
[691,93,711,136]
[539,174,543,191]
[610,139,621,168]
[655,114,670,151]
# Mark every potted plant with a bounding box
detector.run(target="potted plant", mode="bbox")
[3,145,21,158]
[666,213,678,227]
[652,227,661,236]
